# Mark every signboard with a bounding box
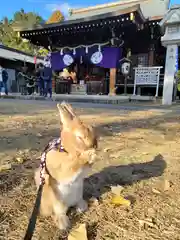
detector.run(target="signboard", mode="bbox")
[133,66,163,97]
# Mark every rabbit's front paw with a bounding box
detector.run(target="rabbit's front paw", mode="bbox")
[57,215,70,230]
[76,199,88,213]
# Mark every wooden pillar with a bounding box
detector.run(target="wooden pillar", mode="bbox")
[109,68,117,95]
[149,44,155,66]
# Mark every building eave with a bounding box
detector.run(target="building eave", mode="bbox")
[0,45,43,64]
[19,4,146,35]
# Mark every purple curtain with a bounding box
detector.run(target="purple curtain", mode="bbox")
[51,47,122,71]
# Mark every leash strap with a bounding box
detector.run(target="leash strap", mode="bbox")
[24,138,63,240]
[23,185,43,240]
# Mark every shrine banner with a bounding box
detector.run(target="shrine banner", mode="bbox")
[51,47,122,71]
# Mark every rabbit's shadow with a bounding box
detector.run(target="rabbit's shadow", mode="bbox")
[69,154,166,238]
[83,154,166,199]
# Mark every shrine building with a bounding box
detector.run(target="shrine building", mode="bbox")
[18,0,176,97]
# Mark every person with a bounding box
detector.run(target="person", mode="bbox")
[70,70,77,84]
[0,66,8,95]
[38,63,44,96]
[26,73,35,95]
[59,68,70,79]
[17,69,27,95]
[0,65,2,95]
[41,65,52,98]
[34,67,40,94]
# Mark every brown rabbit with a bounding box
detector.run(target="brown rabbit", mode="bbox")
[34,102,98,230]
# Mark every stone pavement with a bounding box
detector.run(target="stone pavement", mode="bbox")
[0,93,156,105]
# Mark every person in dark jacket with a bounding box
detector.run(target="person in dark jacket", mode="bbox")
[41,65,52,98]
[1,67,8,95]
[38,63,44,96]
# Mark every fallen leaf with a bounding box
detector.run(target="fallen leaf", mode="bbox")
[16,157,24,163]
[36,133,42,137]
[147,208,156,217]
[111,196,131,207]
[0,163,12,172]
[142,152,149,155]
[163,180,170,191]
[103,148,110,152]
[152,188,161,194]
[111,185,124,195]
[138,218,158,229]
[139,219,154,228]
[68,223,88,240]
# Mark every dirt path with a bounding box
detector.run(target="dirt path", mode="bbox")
[0,100,180,239]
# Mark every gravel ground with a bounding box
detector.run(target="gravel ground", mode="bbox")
[0,99,180,239]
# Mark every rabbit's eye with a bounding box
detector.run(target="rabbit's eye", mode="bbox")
[76,135,83,142]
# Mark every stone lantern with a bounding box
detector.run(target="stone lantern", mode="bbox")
[159,5,180,105]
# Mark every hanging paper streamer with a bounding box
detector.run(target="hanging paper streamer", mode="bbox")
[111,38,114,45]
[57,41,109,55]
[80,56,83,64]
[85,46,88,54]
[98,45,101,52]
[73,48,76,55]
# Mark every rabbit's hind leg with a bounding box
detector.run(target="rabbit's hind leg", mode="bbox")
[53,201,70,230]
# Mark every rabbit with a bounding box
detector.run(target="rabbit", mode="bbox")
[34,102,98,230]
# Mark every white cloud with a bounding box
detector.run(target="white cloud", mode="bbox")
[45,2,82,16]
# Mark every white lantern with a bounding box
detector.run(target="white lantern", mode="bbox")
[121,62,131,75]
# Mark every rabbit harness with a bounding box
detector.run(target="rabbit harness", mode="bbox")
[24,137,65,240]
[39,137,65,185]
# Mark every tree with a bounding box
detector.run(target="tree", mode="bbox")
[46,10,64,24]
[0,10,46,56]
[37,47,49,56]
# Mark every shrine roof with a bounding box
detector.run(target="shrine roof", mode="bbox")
[17,0,168,35]
[19,4,145,33]
[68,0,169,21]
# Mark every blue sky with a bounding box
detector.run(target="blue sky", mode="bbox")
[0,0,179,21]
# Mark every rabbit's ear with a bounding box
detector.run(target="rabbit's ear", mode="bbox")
[61,102,77,118]
[57,102,73,130]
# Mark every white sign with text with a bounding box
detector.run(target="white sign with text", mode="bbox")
[133,66,163,97]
